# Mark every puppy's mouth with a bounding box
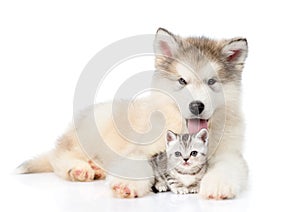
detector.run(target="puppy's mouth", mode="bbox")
[186,119,208,134]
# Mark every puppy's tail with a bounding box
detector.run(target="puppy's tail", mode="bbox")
[15,152,53,174]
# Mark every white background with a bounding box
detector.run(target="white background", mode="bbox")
[1,0,300,211]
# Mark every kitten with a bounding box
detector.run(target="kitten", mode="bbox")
[150,129,208,194]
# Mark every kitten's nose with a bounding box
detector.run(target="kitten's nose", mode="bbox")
[183,158,189,162]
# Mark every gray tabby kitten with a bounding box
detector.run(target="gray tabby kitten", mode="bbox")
[150,129,208,194]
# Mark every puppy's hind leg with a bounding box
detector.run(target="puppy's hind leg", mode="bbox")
[50,151,106,182]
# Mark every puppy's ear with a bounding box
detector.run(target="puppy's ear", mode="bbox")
[222,38,248,64]
[154,28,179,57]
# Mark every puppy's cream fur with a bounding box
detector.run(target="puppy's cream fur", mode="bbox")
[17,29,248,200]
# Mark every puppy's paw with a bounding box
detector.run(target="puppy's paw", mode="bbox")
[68,166,95,182]
[88,160,106,180]
[112,183,138,198]
[110,179,151,198]
[199,170,239,200]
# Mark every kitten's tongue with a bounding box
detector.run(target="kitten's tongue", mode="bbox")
[187,119,208,134]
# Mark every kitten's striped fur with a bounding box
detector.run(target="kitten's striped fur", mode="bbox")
[150,129,208,194]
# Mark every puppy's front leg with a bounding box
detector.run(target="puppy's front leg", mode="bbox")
[199,152,248,200]
[107,157,155,198]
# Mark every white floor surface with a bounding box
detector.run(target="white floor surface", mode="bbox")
[2,170,299,212]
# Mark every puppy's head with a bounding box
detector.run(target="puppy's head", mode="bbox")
[152,28,248,133]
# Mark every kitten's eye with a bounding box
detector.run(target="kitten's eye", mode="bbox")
[207,78,217,86]
[190,151,198,157]
[178,78,187,85]
[174,151,182,157]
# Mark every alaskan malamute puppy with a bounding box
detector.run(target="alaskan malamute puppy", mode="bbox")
[17,28,248,200]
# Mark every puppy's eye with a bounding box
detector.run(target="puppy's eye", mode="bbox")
[178,78,187,85]
[190,151,198,157]
[207,78,217,85]
[174,151,182,157]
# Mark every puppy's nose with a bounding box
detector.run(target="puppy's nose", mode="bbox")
[189,101,205,115]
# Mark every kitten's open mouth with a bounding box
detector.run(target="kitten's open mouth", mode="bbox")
[186,119,208,134]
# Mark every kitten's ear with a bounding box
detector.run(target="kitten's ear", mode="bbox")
[195,129,209,145]
[222,38,248,64]
[154,28,179,57]
[166,130,177,146]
